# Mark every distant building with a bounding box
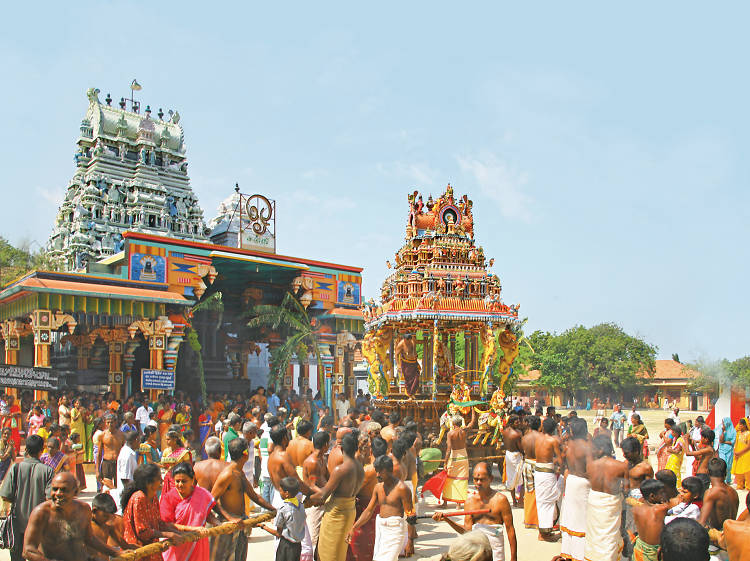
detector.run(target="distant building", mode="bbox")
[514,359,715,411]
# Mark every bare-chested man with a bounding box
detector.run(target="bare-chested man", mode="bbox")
[194,436,228,492]
[395,333,420,397]
[268,426,317,508]
[348,454,415,560]
[310,431,365,561]
[380,411,400,450]
[700,457,738,531]
[96,414,123,488]
[433,462,517,561]
[443,412,473,507]
[521,415,541,529]
[287,419,314,473]
[24,472,121,561]
[303,431,330,556]
[560,418,592,559]
[211,437,275,561]
[584,434,628,560]
[534,417,562,541]
[631,478,670,561]
[327,426,353,475]
[503,414,524,507]
[719,492,750,561]
[685,428,718,475]
[88,493,133,560]
[348,433,380,561]
[620,435,655,559]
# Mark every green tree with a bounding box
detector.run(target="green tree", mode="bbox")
[0,237,44,286]
[532,323,656,395]
[246,292,324,392]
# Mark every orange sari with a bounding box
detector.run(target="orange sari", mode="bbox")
[158,408,174,449]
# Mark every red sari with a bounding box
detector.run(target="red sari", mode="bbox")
[160,486,215,561]
[123,491,169,561]
[2,405,21,449]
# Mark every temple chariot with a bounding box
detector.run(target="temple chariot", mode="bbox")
[363,185,523,447]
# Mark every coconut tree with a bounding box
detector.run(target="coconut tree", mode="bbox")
[246,292,325,394]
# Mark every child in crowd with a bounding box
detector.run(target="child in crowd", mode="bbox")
[89,493,131,560]
[593,417,612,440]
[655,469,679,500]
[632,479,671,561]
[665,476,704,523]
[259,477,306,561]
[70,432,86,490]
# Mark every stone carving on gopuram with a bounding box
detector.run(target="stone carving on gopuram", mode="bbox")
[47,88,207,271]
[363,184,522,436]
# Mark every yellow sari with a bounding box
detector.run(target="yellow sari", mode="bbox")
[665,435,685,486]
[732,427,750,475]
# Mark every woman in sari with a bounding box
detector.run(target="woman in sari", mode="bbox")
[161,430,193,496]
[2,395,22,450]
[657,418,676,471]
[175,403,190,430]
[0,427,16,482]
[160,462,217,561]
[732,418,750,490]
[140,426,162,465]
[629,414,649,458]
[197,407,212,460]
[84,403,95,462]
[122,464,188,561]
[665,425,686,486]
[158,402,175,450]
[69,398,86,438]
[717,416,737,483]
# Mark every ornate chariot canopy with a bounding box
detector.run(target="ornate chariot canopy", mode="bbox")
[361,185,521,402]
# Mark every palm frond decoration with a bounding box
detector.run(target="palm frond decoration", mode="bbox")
[246,292,325,393]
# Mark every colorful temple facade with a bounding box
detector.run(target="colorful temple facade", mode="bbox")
[0,87,363,403]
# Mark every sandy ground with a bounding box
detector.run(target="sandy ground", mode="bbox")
[4,408,738,561]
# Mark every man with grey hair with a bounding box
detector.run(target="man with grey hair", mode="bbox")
[442,530,493,561]
[242,422,258,484]
[194,436,228,492]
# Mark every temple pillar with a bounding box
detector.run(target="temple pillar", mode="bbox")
[108,341,124,400]
[319,343,334,407]
[123,340,139,396]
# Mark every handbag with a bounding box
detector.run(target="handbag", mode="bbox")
[0,505,13,550]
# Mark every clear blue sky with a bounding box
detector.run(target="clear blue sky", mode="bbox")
[1,3,747,362]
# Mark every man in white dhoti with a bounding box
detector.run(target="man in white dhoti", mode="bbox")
[502,415,524,508]
[347,455,414,561]
[560,418,592,561]
[534,417,562,541]
[584,434,628,561]
[433,462,517,561]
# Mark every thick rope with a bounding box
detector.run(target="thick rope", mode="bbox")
[111,512,274,561]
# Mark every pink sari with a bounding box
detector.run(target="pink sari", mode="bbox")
[160,486,215,561]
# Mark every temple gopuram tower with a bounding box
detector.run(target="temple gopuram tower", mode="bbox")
[47,87,207,270]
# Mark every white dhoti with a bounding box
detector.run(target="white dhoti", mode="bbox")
[504,451,523,492]
[560,474,590,561]
[584,489,623,561]
[474,523,505,561]
[533,463,561,532]
[373,515,408,561]
[306,504,324,556]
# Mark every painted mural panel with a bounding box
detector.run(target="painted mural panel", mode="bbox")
[130,253,167,283]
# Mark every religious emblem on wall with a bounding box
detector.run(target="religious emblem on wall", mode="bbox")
[130,253,167,283]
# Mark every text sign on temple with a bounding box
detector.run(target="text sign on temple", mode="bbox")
[141,368,175,390]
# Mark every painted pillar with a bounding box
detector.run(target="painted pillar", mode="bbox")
[148,335,165,402]
[319,343,334,408]
[431,320,438,399]
[108,341,124,400]
[32,327,51,402]
[124,340,139,397]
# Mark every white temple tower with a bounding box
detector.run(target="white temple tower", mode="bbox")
[47,88,207,270]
